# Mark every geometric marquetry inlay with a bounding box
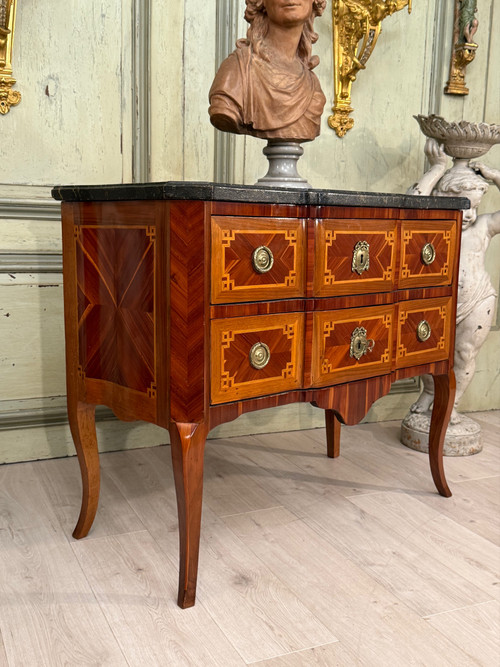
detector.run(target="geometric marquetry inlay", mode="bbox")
[76,225,156,394]
[312,305,393,387]
[396,297,452,368]
[399,221,456,289]
[211,313,304,403]
[314,220,396,297]
[211,216,306,303]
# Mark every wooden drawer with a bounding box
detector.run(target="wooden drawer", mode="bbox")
[211,313,304,404]
[314,219,396,296]
[399,221,457,289]
[211,216,306,304]
[396,297,453,368]
[311,305,393,387]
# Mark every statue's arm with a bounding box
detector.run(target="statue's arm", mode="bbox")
[470,162,500,237]
[407,138,448,196]
[486,210,500,237]
[471,162,500,190]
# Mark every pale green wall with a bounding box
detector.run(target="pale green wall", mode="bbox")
[0,0,498,463]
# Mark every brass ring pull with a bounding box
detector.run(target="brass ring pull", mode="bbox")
[349,326,375,361]
[417,320,431,342]
[352,241,370,275]
[249,342,271,369]
[252,246,274,274]
[421,242,436,266]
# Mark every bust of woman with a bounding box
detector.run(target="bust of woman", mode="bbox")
[209,0,327,143]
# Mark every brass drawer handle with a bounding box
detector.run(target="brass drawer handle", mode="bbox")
[252,246,274,274]
[350,326,375,361]
[249,342,271,369]
[417,320,431,342]
[352,241,370,275]
[421,242,436,266]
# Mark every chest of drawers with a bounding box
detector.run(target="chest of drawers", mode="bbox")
[53,182,467,608]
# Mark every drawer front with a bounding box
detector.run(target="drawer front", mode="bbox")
[396,297,453,368]
[211,313,304,404]
[314,220,396,296]
[211,216,306,304]
[311,305,394,387]
[399,221,457,289]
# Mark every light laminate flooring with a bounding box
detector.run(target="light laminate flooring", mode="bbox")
[0,412,499,666]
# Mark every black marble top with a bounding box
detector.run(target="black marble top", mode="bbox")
[51,181,469,210]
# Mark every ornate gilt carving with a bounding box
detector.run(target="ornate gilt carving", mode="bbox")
[445,0,479,96]
[329,0,412,137]
[0,0,21,114]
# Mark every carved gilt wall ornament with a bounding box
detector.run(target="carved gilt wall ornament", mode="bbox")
[0,0,20,114]
[445,0,479,96]
[329,0,412,137]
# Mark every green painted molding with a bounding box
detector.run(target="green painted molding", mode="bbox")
[390,377,420,393]
[0,198,62,273]
[213,0,239,184]
[0,252,62,273]
[132,0,151,183]
[0,198,60,221]
[0,377,419,434]
[0,397,116,432]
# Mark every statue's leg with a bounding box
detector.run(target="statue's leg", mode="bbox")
[169,421,208,609]
[410,374,434,413]
[68,400,100,539]
[429,372,456,497]
[452,296,495,422]
[325,410,341,458]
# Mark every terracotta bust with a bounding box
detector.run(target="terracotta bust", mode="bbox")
[209,0,327,143]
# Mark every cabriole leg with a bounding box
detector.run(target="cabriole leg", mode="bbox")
[169,421,208,609]
[68,400,100,539]
[429,372,456,497]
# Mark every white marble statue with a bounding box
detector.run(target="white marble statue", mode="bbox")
[408,137,500,427]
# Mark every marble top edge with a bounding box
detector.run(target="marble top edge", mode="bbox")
[51,181,469,210]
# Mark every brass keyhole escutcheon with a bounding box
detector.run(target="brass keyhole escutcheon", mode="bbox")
[421,242,436,266]
[249,342,271,369]
[352,241,370,275]
[417,320,431,343]
[349,326,375,361]
[252,246,274,274]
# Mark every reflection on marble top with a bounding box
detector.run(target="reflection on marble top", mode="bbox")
[51,181,469,210]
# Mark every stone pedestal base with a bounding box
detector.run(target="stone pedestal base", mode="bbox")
[257,141,311,189]
[401,411,482,456]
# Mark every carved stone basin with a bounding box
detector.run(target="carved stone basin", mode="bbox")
[415,114,500,160]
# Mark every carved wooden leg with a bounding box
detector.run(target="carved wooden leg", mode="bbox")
[429,372,456,498]
[325,410,341,458]
[67,400,100,539]
[169,421,208,609]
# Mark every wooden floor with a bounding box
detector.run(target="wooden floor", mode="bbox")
[0,412,499,666]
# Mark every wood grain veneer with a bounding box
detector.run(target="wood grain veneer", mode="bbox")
[211,216,306,303]
[314,219,397,297]
[60,194,462,608]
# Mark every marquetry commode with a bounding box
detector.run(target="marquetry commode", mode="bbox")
[52,182,467,608]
